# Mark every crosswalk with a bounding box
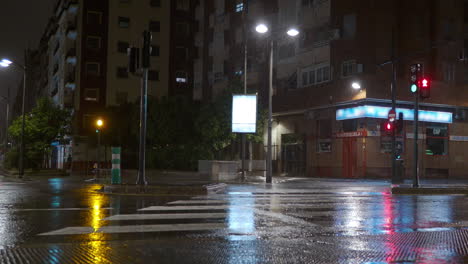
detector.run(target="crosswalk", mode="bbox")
[37,189,380,237]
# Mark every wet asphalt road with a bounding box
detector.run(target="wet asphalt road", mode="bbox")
[1,176,468,263]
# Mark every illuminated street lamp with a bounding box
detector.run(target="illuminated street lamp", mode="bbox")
[95,118,104,179]
[255,23,299,183]
[352,82,361,90]
[1,58,26,178]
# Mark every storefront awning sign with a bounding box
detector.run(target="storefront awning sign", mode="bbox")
[336,105,453,124]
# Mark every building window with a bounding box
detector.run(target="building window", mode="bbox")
[301,64,330,87]
[86,62,100,76]
[317,120,332,153]
[117,67,129,78]
[86,36,101,49]
[151,45,160,56]
[302,0,313,7]
[84,88,99,102]
[117,41,129,53]
[278,43,295,60]
[149,21,160,32]
[343,13,356,39]
[426,124,448,155]
[148,70,159,81]
[176,0,190,11]
[87,11,102,24]
[150,0,161,7]
[176,23,189,37]
[118,17,130,28]
[342,60,356,78]
[235,1,244,12]
[176,71,188,83]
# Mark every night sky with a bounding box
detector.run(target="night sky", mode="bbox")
[0,0,56,108]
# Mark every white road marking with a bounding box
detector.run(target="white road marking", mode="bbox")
[139,205,232,211]
[8,208,114,212]
[168,197,372,205]
[103,213,227,221]
[38,227,94,236]
[139,204,336,211]
[39,223,226,236]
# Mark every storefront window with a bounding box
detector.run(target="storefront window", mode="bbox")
[426,124,448,155]
[317,120,332,153]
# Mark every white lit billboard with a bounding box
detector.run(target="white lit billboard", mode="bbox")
[232,94,257,133]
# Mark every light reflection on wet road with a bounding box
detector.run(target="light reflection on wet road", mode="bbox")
[0,177,468,263]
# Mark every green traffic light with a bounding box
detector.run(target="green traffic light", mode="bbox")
[410,84,418,93]
[96,129,99,133]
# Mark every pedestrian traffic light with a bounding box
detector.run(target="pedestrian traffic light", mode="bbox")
[381,121,394,136]
[419,77,431,99]
[409,63,422,94]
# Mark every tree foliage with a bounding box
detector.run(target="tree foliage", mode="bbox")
[112,80,266,170]
[7,97,70,168]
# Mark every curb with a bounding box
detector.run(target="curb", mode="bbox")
[392,187,468,195]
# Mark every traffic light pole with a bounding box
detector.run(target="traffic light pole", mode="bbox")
[390,31,397,184]
[413,92,420,187]
[136,31,151,186]
[391,58,397,184]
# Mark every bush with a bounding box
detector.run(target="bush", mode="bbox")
[4,149,19,169]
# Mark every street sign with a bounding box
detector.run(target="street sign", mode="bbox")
[388,109,396,122]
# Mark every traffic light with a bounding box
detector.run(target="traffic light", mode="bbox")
[409,63,422,93]
[142,30,152,68]
[419,77,431,99]
[382,121,394,136]
[396,112,404,135]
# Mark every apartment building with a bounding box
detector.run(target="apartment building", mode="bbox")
[36,0,197,169]
[196,0,468,180]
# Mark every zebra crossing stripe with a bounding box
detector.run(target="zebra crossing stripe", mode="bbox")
[168,197,371,205]
[139,204,336,211]
[139,205,232,211]
[103,213,227,221]
[38,223,226,236]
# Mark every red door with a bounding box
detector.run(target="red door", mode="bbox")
[342,138,357,178]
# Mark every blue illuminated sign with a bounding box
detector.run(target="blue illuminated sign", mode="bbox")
[336,105,453,123]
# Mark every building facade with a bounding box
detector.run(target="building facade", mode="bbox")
[35,0,197,169]
[195,0,468,179]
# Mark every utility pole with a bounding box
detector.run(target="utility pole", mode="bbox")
[241,0,248,181]
[266,39,273,184]
[136,30,151,186]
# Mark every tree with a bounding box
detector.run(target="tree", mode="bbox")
[7,98,70,169]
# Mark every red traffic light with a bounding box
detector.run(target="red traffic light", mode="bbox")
[386,122,393,131]
[419,77,431,99]
[421,78,429,88]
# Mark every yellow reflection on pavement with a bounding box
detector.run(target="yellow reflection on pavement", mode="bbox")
[84,185,110,262]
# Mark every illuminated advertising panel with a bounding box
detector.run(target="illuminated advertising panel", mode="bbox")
[232,95,257,133]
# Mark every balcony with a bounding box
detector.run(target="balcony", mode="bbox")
[65,74,76,90]
[67,1,79,14]
[66,48,77,64]
[66,24,77,40]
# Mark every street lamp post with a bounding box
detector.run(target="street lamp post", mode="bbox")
[0,92,9,149]
[1,59,26,178]
[255,24,299,184]
[96,119,104,179]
